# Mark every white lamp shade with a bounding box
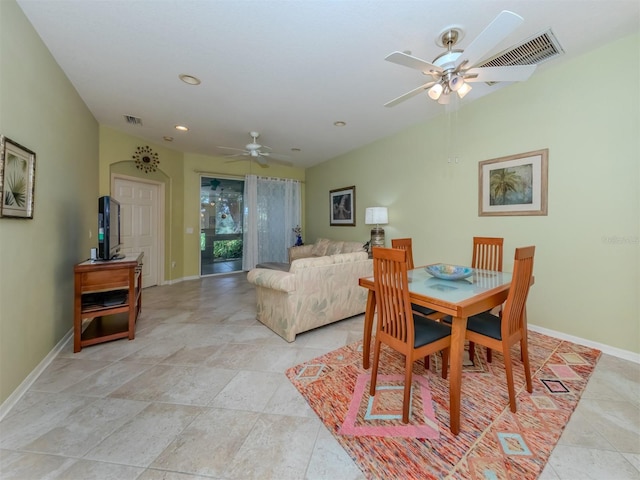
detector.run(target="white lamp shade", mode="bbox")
[365,207,388,225]
[427,83,443,100]
[457,82,472,98]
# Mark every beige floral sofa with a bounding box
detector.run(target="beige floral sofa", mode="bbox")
[247,238,372,342]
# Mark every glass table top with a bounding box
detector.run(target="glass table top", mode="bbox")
[408,267,513,304]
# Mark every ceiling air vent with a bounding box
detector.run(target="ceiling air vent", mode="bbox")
[124,115,143,126]
[478,29,564,83]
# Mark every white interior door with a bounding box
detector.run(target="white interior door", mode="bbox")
[113,177,162,288]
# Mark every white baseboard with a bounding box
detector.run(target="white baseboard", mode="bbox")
[164,275,200,285]
[2,318,637,421]
[529,323,640,364]
[0,328,73,421]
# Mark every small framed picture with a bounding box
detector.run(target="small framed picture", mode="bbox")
[478,149,548,216]
[330,185,356,226]
[0,136,36,219]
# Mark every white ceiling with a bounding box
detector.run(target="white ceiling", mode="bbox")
[16,0,639,168]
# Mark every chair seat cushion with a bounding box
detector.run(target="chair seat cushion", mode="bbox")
[411,303,437,317]
[413,315,451,347]
[467,312,502,340]
[442,312,502,340]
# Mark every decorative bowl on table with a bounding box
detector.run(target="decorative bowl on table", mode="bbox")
[425,263,473,280]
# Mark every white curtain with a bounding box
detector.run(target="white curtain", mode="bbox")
[242,175,301,270]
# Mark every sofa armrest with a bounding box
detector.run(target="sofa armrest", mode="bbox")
[247,268,296,293]
[288,244,315,262]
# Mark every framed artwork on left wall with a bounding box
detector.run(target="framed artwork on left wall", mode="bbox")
[0,135,36,219]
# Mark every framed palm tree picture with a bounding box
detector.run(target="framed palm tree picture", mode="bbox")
[478,149,548,216]
[0,136,36,219]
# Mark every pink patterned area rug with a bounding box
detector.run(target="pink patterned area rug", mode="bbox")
[286,331,601,480]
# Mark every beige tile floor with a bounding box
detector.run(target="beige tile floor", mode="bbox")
[1,273,638,479]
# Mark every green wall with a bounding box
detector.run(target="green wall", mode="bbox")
[181,152,305,277]
[98,125,185,281]
[1,0,636,408]
[98,131,306,282]
[0,1,99,403]
[306,33,639,354]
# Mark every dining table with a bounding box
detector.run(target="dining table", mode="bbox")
[358,264,515,435]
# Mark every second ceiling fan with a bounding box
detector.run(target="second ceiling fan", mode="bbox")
[217,131,290,167]
[384,10,537,107]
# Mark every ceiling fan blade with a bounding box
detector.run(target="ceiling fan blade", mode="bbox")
[384,81,436,107]
[465,65,536,83]
[269,158,293,166]
[455,10,524,69]
[385,51,442,76]
[217,146,247,153]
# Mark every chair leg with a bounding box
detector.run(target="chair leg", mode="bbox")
[369,339,382,396]
[502,345,517,412]
[402,355,413,424]
[441,348,449,379]
[468,341,475,365]
[521,338,533,393]
[424,354,430,370]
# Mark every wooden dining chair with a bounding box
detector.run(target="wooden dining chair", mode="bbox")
[391,238,439,320]
[369,247,451,424]
[464,245,535,412]
[472,236,504,272]
[469,236,504,363]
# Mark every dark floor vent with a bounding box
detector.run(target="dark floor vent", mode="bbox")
[124,115,143,126]
[478,29,564,83]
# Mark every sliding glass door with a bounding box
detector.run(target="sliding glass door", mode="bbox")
[200,176,244,275]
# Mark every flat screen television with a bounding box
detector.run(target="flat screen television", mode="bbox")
[97,196,123,260]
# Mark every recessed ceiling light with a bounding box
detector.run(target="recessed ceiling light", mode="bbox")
[179,74,201,85]
[175,125,189,131]
[163,136,174,142]
[334,121,346,127]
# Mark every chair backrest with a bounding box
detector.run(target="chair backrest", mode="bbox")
[472,237,504,271]
[501,246,535,339]
[373,247,414,345]
[391,238,415,270]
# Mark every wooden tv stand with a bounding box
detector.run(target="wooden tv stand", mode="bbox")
[73,252,143,353]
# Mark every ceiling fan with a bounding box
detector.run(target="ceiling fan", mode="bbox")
[217,131,290,167]
[384,10,537,107]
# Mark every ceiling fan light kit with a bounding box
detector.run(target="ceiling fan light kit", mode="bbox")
[428,82,443,100]
[384,10,537,107]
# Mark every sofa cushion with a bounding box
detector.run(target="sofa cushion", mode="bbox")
[325,241,344,256]
[311,238,331,256]
[342,241,366,253]
[289,255,333,273]
[331,251,369,264]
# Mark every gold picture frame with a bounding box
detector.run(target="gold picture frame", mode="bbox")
[0,136,36,219]
[479,149,548,217]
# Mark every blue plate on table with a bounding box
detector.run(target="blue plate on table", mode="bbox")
[425,264,473,281]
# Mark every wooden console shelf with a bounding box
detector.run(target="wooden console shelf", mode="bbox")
[73,252,143,352]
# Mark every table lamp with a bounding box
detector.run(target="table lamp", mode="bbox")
[365,207,388,249]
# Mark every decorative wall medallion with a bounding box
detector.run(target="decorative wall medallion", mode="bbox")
[132,145,160,173]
